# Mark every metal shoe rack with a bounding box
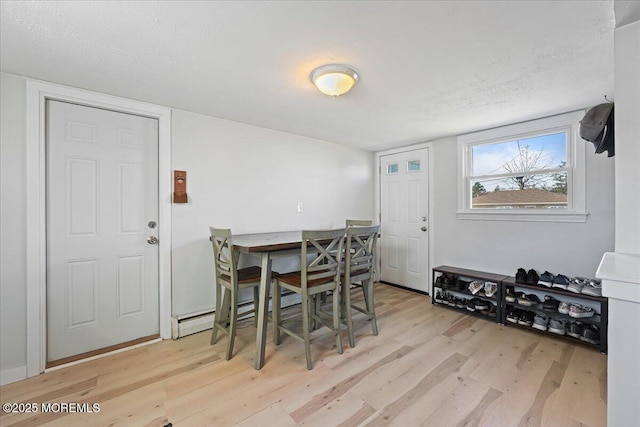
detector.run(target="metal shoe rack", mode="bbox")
[432,265,608,353]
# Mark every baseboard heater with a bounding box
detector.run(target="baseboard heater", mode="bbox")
[171,291,301,339]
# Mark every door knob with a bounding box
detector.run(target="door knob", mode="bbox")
[420,226,427,232]
[147,236,159,244]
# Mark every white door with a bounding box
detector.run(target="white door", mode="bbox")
[46,100,160,363]
[380,149,429,292]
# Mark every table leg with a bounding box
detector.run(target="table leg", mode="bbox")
[254,253,272,370]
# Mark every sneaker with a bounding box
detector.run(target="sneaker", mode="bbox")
[505,288,517,303]
[567,321,584,339]
[484,282,498,298]
[468,280,484,295]
[517,293,541,307]
[558,301,570,315]
[435,275,446,288]
[569,303,595,318]
[515,268,527,284]
[474,298,490,311]
[506,308,521,323]
[466,299,476,312]
[537,271,555,287]
[580,324,600,345]
[581,279,602,297]
[455,278,470,291]
[434,291,445,304]
[526,269,540,285]
[567,278,586,294]
[455,298,467,309]
[518,311,535,326]
[532,313,549,331]
[542,295,560,312]
[443,274,457,289]
[552,274,570,290]
[548,318,567,335]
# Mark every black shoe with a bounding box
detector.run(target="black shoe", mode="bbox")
[516,268,527,284]
[517,293,541,307]
[526,269,540,285]
[455,278,471,291]
[518,310,535,326]
[580,324,600,345]
[567,321,584,339]
[466,299,476,312]
[542,295,560,312]
[505,288,517,303]
[506,308,521,323]
[473,298,490,311]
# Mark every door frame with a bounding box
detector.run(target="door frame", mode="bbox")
[25,79,172,377]
[375,142,434,295]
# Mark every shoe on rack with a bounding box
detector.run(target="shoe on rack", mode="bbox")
[435,275,446,288]
[466,299,476,312]
[558,301,571,315]
[542,295,560,312]
[532,313,550,331]
[526,269,540,285]
[474,298,490,311]
[569,303,596,318]
[567,277,586,294]
[468,280,484,295]
[506,308,521,324]
[537,271,555,287]
[434,291,444,304]
[483,304,497,317]
[505,288,517,303]
[548,318,567,335]
[444,274,457,289]
[517,293,541,307]
[552,274,570,290]
[484,282,498,298]
[456,298,467,309]
[580,324,600,345]
[518,310,535,326]
[447,295,457,307]
[567,321,584,339]
[581,279,602,297]
[515,268,527,284]
[455,278,470,291]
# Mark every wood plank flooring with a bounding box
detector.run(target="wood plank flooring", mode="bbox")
[0,285,607,426]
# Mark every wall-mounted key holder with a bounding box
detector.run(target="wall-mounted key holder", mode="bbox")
[173,170,188,203]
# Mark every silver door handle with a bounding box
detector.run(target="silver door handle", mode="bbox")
[147,236,158,244]
[420,226,427,232]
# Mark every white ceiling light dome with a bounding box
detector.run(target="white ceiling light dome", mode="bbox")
[310,64,359,99]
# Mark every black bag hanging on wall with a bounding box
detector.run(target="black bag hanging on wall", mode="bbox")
[580,103,615,157]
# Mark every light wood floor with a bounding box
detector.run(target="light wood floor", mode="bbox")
[0,285,607,427]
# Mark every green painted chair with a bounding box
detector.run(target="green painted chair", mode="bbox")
[342,224,380,347]
[272,228,346,370]
[209,227,262,360]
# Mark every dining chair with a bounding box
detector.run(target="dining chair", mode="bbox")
[342,224,380,347]
[346,219,373,227]
[209,227,262,360]
[272,228,346,370]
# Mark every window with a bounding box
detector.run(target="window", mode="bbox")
[407,160,421,172]
[387,163,398,174]
[458,111,587,222]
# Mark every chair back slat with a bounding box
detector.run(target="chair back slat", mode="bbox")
[346,225,379,281]
[301,229,346,286]
[346,219,373,228]
[210,227,239,286]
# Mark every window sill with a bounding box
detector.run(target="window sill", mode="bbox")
[457,211,588,223]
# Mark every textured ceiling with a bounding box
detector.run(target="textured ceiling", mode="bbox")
[1,1,616,151]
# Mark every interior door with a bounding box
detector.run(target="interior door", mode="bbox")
[380,148,429,292]
[46,100,160,363]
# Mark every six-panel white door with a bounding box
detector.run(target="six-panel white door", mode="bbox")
[46,100,160,363]
[380,149,429,292]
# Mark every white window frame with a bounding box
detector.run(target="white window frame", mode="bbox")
[457,111,588,222]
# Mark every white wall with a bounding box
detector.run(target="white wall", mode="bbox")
[0,73,28,384]
[170,109,374,316]
[0,72,375,381]
[432,134,615,279]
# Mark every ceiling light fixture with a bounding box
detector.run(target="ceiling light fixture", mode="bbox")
[310,64,359,99]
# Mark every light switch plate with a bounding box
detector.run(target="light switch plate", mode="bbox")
[297,202,304,213]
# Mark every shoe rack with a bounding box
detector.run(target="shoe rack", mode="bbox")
[432,266,608,353]
[502,276,608,353]
[432,266,507,324]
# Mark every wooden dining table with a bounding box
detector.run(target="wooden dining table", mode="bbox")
[232,231,306,370]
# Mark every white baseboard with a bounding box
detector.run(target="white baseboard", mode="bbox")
[171,293,301,339]
[1,365,27,386]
